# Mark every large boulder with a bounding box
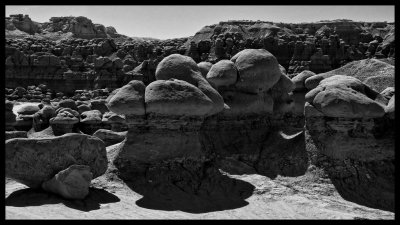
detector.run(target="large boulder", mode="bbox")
[231,49,282,94]
[16,104,40,115]
[145,79,214,116]
[312,86,385,118]
[106,80,146,116]
[6,133,107,188]
[41,165,93,200]
[155,54,224,115]
[206,60,237,87]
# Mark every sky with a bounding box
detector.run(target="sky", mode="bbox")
[5,5,395,40]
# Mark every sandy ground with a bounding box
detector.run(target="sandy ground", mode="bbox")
[5,170,394,219]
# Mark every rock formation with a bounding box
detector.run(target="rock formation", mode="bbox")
[6,133,107,189]
[304,75,394,211]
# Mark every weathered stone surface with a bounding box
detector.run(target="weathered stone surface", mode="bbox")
[106,80,146,116]
[145,79,213,116]
[232,49,282,93]
[155,54,224,115]
[292,70,316,91]
[93,129,127,146]
[6,133,107,188]
[380,87,395,100]
[206,60,237,87]
[58,99,77,111]
[313,86,385,118]
[80,110,102,124]
[5,131,27,140]
[197,61,213,78]
[41,165,93,200]
[221,91,273,116]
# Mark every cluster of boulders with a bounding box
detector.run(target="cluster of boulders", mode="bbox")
[6,18,394,210]
[6,97,128,136]
[5,84,111,102]
[303,74,394,211]
[185,20,395,75]
[6,17,395,97]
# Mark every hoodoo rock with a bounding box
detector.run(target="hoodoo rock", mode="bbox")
[5,133,107,189]
[305,76,394,211]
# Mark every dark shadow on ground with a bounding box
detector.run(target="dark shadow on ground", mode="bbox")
[5,187,120,212]
[117,159,255,214]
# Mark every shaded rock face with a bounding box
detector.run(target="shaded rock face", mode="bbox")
[93,129,126,146]
[109,54,225,179]
[41,164,93,200]
[5,133,107,189]
[304,75,395,212]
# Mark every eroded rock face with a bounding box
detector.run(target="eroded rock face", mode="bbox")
[41,164,93,200]
[93,129,126,146]
[6,133,107,189]
[304,77,394,211]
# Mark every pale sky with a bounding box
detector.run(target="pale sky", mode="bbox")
[5,5,395,40]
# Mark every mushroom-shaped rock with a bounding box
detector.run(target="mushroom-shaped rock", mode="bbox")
[16,104,40,115]
[206,60,237,87]
[231,49,282,94]
[313,86,385,118]
[145,79,214,116]
[6,133,107,188]
[41,165,93,200]
[50,111,79,135]
[106,80,145,116]
[305,75,368,104]
[292,70,316,91]
[197,61,213,78]
[102,112,127,131]
[58,99,77,110]
[80,110,102,124]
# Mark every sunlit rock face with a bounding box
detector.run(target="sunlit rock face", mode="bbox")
[304,75,394,212]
